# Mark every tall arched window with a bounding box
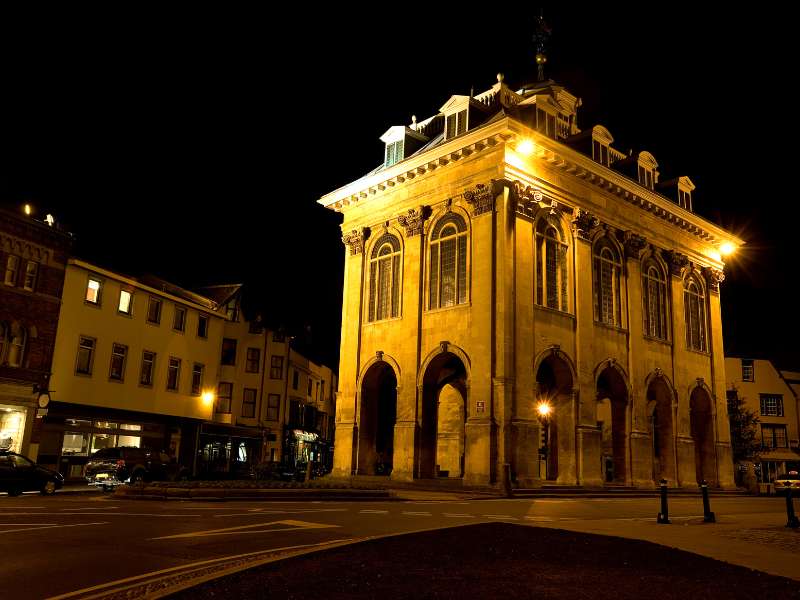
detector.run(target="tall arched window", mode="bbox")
[642,260,667,340]
[6,322,26,368]
[593,238,622,327]
[429,213,468,309]
[368,234,401,322]
[535,218,569,312]
[684,277,707,351]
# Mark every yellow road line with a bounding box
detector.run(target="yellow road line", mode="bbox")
[150,519,339,540]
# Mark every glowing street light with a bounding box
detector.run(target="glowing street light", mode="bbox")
[202,391,215,406]
[536,401,552,418]
[23,203,33,216]
[719,242,736,257]
[516,138,535,156]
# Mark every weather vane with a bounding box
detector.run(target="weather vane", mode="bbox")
[532,11,552,82]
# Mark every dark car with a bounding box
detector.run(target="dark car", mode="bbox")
[84,447,188,489]
[774,471,800,496]
[254,462,305,482]
[0,451,64,496]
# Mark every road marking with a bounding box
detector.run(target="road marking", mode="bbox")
[214,508,348,517]
[0,522,108,534]
[150,519,339,540]
[402,511,432,516]
[443,513,475,518]
[359,509,389,514]
[0,523,59,526]
[483,515,518,520]
[60,507,119,511]
[524,516,554,521]
[47,538,355,600]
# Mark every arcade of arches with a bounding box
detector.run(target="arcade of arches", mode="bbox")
[347,348,724,488]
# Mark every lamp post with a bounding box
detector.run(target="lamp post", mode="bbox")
[537,401,552,480]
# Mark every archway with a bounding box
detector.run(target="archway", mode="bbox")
[535,353,574,482]
[647,377,676,484]
[358,362,397,476]
[420,352,467,479]
[596,365,628,484]
[690,386,715,485]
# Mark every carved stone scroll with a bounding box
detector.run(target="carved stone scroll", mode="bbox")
[397,206,431,237]
[463,183,495,216]
[341,228,370,256]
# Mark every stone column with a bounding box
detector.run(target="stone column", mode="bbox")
[620,232,652,487]
[331,228,368,478]
[704,267,735,489]
[572,209,601,486]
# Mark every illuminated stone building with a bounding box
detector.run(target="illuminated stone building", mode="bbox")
[320,52,742,488]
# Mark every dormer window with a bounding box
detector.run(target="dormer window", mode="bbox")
[535,108,557,138]
[385,140,404,167]
[678,189,691,210]
[636,151,659,190]
[590,126,615,167]
[593,141,610,167]
[445,109,467,139]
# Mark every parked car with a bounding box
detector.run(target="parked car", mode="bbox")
[84,447,189,489]
[773,471,800,496]
[0,450,64,496]
[254,462,305,482]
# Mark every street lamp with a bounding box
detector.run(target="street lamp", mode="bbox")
[537,401,552,480]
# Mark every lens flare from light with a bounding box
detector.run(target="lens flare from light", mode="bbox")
[719,242,736,257]
[537,401,552,418]
[516,139,535,156]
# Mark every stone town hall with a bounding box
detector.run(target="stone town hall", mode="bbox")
[319,48,742,489]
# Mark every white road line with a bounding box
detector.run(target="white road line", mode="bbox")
[402,511,432,516]
[0,506,46,509]
[215,508,348,517]
[60,507,119,511]
[0,523,59,526]
[0,522,108,534]
[443,513,475,518]
[483,515,518,520]
[523,516,554,521]
[359,509,389,514]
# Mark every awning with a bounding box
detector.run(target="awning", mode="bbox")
[292,429,318,442]
[759,449,800,462]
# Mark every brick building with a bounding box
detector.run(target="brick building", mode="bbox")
[0,205,72,458]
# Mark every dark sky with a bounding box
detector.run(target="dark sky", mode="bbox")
[1,7,796,369]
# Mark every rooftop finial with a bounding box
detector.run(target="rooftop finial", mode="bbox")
[533,10,552,82]
[497,72,504,84]
[411,115,417,130]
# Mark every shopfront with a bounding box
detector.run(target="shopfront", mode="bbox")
[37,403,197,481]
[197,423,262,479]
[0,403,28,454]
[284,429,321,468]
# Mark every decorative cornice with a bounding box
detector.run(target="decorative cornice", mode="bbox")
[702,266,725,292]
[618,230,648,259]
[341,228,370,256]
[396,206,431,237]
[665,250,689,277]
[571,208,599,240]
[463,182,496,216]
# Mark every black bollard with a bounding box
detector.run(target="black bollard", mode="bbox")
[700,480,716,523]
[786,487,800,529]
[657,478,670,524]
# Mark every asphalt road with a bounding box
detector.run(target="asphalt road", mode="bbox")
[0,493,791,599]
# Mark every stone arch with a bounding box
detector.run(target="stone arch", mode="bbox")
[534,347,576,482]
[358,352,402,387]
[418,344,469,479]
[645,370,677,484]
[357,359,398,476]
[424,204,472,237]
[690,381,716,485]
[594,359,630,484]
[365,225,406,257]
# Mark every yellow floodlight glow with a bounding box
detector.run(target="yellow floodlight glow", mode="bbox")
[23,203,32,216]
[516,138,535,156]
[202,391,215,406]
[536,401,552,418]
[719,242,736,257]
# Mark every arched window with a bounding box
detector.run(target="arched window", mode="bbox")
[684,277,707,351]
[642,260,667,340]
[535,218,568,311]
[6,322,26,368]
[368,234,402,322]
[592,238,622,326]
[429,213,468,309]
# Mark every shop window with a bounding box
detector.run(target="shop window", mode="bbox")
[91,433,117,454]
[119,423,142,447]
[62,431,90,456]
[0,406,26,453]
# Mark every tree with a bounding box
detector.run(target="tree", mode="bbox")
[726,387,760,463]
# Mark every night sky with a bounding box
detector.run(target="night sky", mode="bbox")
[1,7,796,370]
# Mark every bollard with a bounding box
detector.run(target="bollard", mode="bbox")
[786,487,800,529]
[503,463,514,498]
[657,478,670,524]
[700,480,716,523]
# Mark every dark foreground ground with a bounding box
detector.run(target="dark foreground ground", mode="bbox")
[172,523,800,600]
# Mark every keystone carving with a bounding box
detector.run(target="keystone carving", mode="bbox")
[665,250,689,277]
[463,183,495,216]
[376,350,384,362]
[571,208,599,240]
[341,228,370,256]
[397,206,431,237]
[618,230,647,259]
[702,266,725,292]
